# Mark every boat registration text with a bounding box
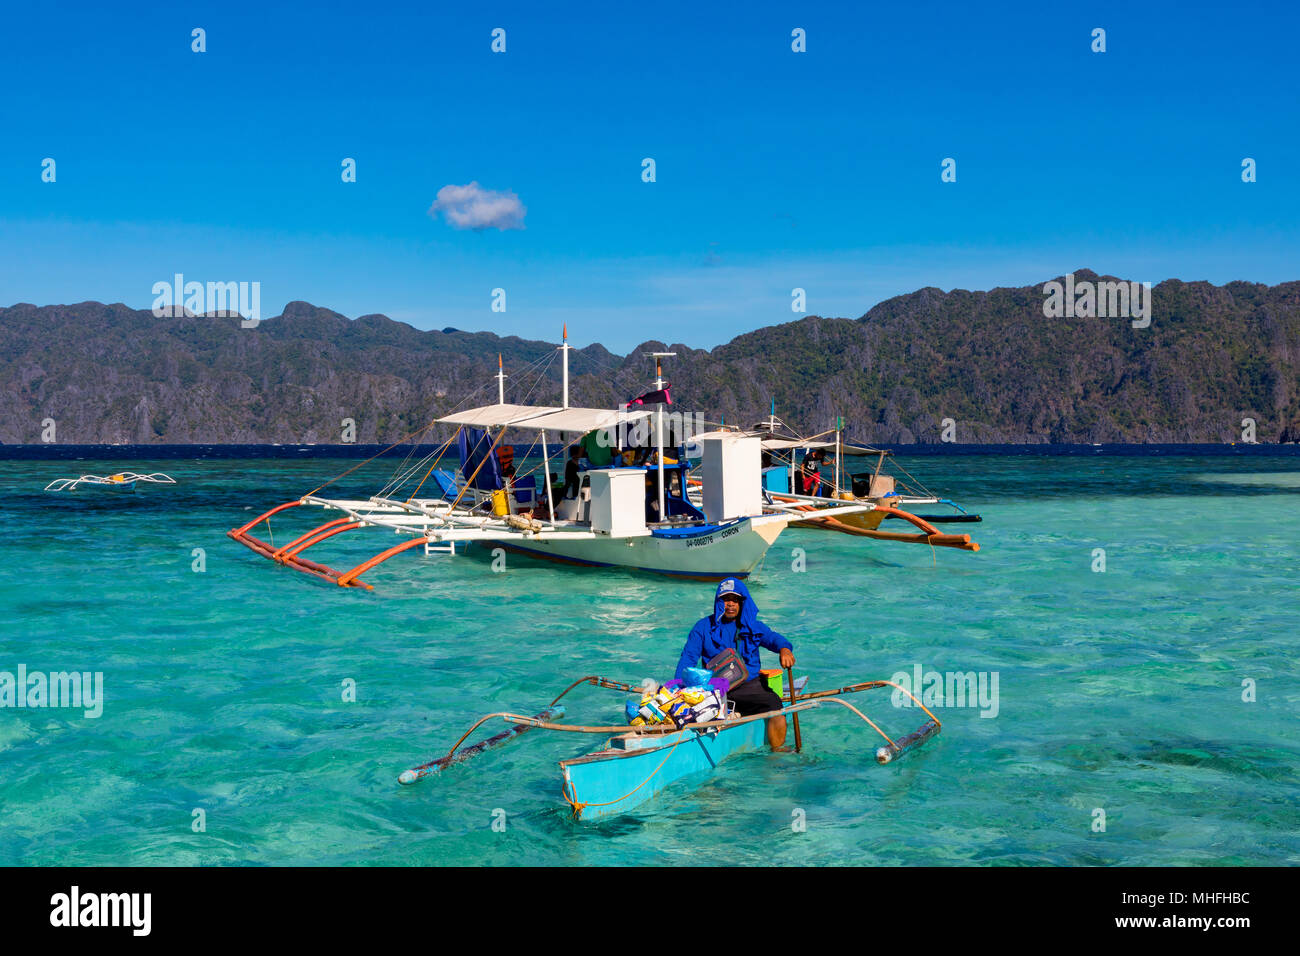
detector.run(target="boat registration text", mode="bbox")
[686,526,741,549]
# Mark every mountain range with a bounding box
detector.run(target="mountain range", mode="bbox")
[3,269,1298,444]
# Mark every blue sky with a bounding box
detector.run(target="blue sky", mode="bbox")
[1,0,1297,351]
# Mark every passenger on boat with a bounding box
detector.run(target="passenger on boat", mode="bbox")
[667,468,682,499]
[798,456,822,496]
[645,472,661,523]
[562,445,583,499]
[675,578,795,749]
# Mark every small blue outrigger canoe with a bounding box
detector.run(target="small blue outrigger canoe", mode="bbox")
[559,708,775,821]
[400,674,941,821]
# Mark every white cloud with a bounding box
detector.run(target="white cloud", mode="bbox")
[427,182,526,231]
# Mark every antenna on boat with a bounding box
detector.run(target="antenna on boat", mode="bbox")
[760,399,794,493]
[497,354,507,405]
[834,413,843,496]
[560,324,571,409]
[643,351,676,525]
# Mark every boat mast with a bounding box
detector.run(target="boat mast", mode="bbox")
[560,325,571,409]
[497,354,507,405]
[541,427,555,525]
[547,327,572,522]
[646,351,675,523]
[834,414,842,496]
[773,399,794,495]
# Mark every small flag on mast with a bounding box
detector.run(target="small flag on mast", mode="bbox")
[625,385,672,408]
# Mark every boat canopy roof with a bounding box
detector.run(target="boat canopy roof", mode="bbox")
[689,429,755,442]
[761,437,884,456]
[761,437,828,450]
[691,428,884,456]
[438,403,561,427]
[521,406,650,433]
[437,402,649,433]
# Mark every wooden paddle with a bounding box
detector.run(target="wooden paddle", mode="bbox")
[786,666,803,753]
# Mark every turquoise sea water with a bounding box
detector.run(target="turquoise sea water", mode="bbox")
[2,454,1297,866]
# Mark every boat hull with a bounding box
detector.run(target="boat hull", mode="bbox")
[560,715,775,821]
[792,505,886,532]
[60,480,138,493]
[490,514,787,579]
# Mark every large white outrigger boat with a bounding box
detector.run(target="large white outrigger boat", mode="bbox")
[229,337,873,589]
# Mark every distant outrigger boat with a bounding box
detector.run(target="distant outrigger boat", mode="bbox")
[44,472,175,493]
[399,673,942,822]
[746,408,981,519]
[684,414,981,553]
[228,336,873,588]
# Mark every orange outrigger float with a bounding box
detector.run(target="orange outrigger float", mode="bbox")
[226,428,457,590]
[770,495,980,551]
[228,500,429,590]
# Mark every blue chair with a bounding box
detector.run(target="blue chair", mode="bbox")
[511,474,537,506]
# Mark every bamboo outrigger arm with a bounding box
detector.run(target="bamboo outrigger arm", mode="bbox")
[399,706,567,785]
[273,518,361,560]
[230,499,306,537]
[770,495,980,551]
[548,676,641,705]
[336,536,431,587]
[399,677,637,785]
[228,500,359,586]
[228,499,400,590]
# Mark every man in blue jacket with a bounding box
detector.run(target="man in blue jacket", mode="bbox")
[676,578,795,748]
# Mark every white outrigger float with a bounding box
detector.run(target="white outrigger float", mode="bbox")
[229,340,874,589]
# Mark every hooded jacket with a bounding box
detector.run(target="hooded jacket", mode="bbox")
[675,578,792,683]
